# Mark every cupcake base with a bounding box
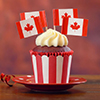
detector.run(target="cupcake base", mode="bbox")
[30,50,73,84]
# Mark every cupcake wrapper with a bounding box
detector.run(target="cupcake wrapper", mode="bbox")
[30,51,73,84]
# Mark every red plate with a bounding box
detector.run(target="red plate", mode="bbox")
[12,75,87,91]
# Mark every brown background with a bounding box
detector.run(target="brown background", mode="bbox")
[0,0,100,75]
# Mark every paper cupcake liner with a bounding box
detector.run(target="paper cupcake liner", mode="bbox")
[30,50,73,84]
[30,50,73,56]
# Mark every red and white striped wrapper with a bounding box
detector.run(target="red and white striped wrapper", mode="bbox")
[30,50,73,84]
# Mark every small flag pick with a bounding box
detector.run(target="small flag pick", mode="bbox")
[16,17,44,39]
[61,17,88,36]
[53,9,78,30]
[20,10,47,31]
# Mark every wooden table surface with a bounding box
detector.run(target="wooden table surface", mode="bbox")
[0,75,100,100]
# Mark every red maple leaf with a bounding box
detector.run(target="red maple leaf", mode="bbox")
[24,23,34,32]
[62,13,71,19]
[31,15,35,18]
[70,22,80,30]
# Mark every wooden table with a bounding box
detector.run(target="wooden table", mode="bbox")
[0,75,100,100]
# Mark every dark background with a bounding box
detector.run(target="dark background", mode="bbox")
[0,0,100,75]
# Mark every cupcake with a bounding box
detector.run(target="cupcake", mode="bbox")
[30,29,73,84]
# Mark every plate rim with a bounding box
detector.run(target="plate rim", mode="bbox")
[12,75,87,85]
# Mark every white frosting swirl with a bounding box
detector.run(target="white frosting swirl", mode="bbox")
[36,29,68,47]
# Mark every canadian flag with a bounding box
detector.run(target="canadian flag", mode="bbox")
[20,10,47,27]
[16,17,43,39]
[61,17,88,36]
[53,9,78,26]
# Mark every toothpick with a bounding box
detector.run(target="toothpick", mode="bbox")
[45,27,48,31]
[54,25,56,30]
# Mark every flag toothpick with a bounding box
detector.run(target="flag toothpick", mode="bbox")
[16,17,43,39]
[20,10,47,28]
[45,26,48,31]
[16,9,88,39]
[53,9,78,27]
[54,25,56,30]
[61,17,88,36]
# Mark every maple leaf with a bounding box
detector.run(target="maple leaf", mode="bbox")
[62,13,71,19]
[31,15,35,18]
[70,22,80,30]
[24,23,34,32]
